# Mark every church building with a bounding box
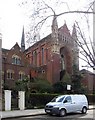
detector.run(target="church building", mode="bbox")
[25,16,79,84]
[2,16,79,89]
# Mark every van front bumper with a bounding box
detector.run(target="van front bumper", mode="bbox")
[45,107,60,115]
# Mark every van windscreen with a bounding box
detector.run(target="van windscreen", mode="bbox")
[51,96,65,102]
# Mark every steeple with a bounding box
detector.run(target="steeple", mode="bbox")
[72,23,79,71]
[72,23,78,48]
[51,14,59,54]
[51,14,58,42]
[72,23,77,38]
[21,26,25,52]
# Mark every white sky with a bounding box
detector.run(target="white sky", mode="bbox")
[0,0,26,49]
[0,0,93,71]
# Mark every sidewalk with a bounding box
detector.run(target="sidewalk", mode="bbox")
[0,105,95,119]
[0,109,46,119]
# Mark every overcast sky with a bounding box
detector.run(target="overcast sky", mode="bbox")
[0,0,92,48]
[0,0,93,71]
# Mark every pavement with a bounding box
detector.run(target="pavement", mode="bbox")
[0,105,95,119]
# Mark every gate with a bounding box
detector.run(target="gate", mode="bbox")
[11,90,19,110]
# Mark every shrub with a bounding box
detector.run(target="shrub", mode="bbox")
[25,93,58,109]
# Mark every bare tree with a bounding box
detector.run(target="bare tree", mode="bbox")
[74,21,95,70]
[20,0,95,70]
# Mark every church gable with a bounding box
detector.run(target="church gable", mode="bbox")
[59,23,71,37]
[11,42,21,51]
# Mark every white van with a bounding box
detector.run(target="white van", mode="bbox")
[45,94,88,116]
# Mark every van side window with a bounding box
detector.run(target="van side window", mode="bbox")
[57,97,65,102]
[64,96,72,103]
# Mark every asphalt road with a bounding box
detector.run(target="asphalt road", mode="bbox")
[2,109,95,120]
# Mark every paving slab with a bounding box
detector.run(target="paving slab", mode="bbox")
[0,105,95,119]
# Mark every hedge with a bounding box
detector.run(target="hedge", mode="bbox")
[86,94,95,105]
[25,93,95,109]
[2,93,95,110]
[25,93,58,109]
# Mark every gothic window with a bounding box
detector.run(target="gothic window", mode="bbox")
[7,70,14,79]
[46,48,48,62]
[19,71,25,80]
[61,54,65,70]
[62,35,64,41]
[32,50,37,66]
[42,48,44,65]
[65,37,66,42]
[12,55,21,65]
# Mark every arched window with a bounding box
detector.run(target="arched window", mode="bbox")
[32,51,37,66]
[61,54,65,70]
[42,48,44,65]
[7,69,14,79]
[19,71,25,80]
[12,55,21,65]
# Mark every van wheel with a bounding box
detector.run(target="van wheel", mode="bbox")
[60,109,66,117]
[82,107,87,114]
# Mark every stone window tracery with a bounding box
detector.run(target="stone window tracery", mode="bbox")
[41,48,44,65]
[12,54,21,65]
[19,71,25,80]
[7,69,14,79]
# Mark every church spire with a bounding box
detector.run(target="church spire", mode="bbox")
[51,14,59,54]
[21,26,25,52]
[72,23,77,38]
[72,23,79,71]
[51,14,58,42]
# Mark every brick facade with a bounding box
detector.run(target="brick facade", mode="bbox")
[80,69,95,93]
[2,43,30,89]
[2,22,94,93]
[25,23,77,84]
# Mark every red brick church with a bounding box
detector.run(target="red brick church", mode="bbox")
[25,16,79,84]
[2,16,81,89]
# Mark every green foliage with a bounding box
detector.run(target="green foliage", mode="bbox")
[52,81,67,93]
[52,72,72,94]
[30,77,52,93]
[25,93,95,109]
[71,65,89,94]
[71,72,84,93]
[73,64,79,74]
[3,83,9,90]
[15,76,29,91]
[25,93,58,109]
[61,72,71,84]
[14,77,52,93]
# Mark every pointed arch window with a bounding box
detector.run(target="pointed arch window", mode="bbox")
[12,55,21,65]
[41,48,44,65]
[32,51,37,66]
[61,54,65,70]
[7,69,14,79]
[19,71,25,80]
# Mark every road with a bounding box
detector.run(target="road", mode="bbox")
[2,109,95,120]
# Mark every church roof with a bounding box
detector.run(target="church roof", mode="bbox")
[11,42,21,51]
[59,23,71,37]
[2,48,9,53]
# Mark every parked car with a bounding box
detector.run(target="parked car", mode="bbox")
[45,94,88,116]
